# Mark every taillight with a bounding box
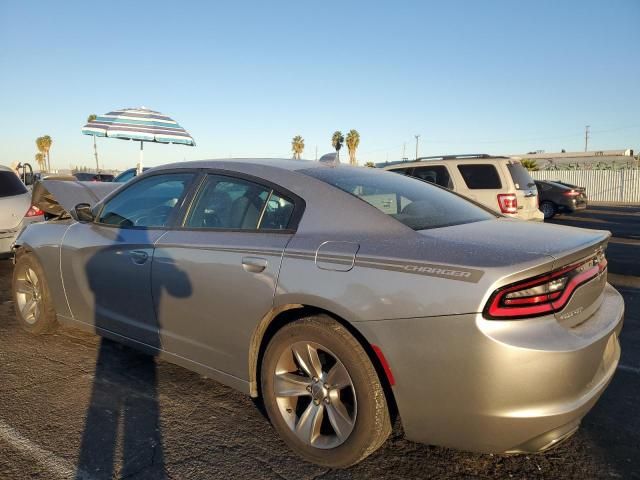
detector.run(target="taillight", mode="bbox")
[497,193,518,214]
[484,253,607,319]
[563,190,580,197]
[25,205,44,217]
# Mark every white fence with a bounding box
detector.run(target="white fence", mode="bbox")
[530,170,640,204]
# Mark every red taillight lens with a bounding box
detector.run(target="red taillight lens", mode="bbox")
[25,205,44,217]
[563,190,581,197]
[484,253,607,319]
[497,193,518,214]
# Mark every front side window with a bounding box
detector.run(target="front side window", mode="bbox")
[412,165,453,189]
[98,173,194,227]
[457,164,502,189]
[114,170,135,183]
[301,167,495,230]
[185,175,294,230]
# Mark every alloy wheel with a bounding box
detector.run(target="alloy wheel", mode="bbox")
[541,202,555,219]
[14,266,42,325]
[273,341,357,449]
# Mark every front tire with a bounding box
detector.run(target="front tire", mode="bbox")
[12,252,58,334]
[261,315,391,467]
[540,201,556,220]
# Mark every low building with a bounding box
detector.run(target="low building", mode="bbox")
[512,149,637,169]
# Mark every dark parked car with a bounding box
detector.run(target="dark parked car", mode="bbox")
[73,172,114,182]
[536,180,587,219]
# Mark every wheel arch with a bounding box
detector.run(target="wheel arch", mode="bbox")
[248,303,399,421]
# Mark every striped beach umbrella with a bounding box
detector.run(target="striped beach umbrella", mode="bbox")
[82,107,195,173]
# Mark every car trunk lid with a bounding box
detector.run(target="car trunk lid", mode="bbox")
[417,218,610,320]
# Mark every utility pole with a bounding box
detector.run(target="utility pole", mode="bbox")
[584,125,590,152]
[315,145,318,160]
[414,134,421,160]
[93,136,99,172]
[402,143,407,161]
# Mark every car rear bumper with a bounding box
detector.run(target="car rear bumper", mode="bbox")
[355,283,623,453]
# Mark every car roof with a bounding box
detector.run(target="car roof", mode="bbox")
[153,158,349,174]
[380,154,513,169]
[0,165,14,172]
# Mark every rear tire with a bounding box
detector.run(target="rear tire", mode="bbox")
[261,315,391,467]
[12,252,58,334]
[541,201,556,220]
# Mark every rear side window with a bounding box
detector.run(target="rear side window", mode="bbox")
[185,175,294,230]
[412,166,453,189]
[301,167,495,230]
[0,171,28,198]
[457,164,502,189]
[507,163,536,190]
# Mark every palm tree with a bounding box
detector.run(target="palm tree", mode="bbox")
[34,153,46,172]
[520,159,538,171]
[87,114,100,171]
[331,131,344,161]
[345,129,360,166]
[36,137,47,172]
[36,135,53,172]
[291,135,305,159]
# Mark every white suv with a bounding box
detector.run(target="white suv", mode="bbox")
[381,154,544,222]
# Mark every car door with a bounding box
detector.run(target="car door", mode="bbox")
[152,173,300,380]
[60,172,196,348]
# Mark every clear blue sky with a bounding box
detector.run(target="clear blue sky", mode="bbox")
[1,0,638,171]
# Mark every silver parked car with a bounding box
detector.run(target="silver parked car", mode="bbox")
[12,159,623,467]
[0,165,43,258]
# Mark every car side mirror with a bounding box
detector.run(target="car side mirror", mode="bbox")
[72,203,95,223]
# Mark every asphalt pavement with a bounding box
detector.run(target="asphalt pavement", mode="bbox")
[0,206,638,479]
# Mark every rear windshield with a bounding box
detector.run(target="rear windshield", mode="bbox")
[0,171,28,198]
[301,167,496,230]
[507,163,536,190]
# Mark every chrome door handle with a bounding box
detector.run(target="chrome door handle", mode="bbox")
[130,250,149,265]
[242,256,267,273]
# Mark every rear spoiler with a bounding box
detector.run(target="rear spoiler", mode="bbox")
[32,178,121,218]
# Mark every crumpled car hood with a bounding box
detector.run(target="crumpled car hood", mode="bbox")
[32,178,121,218]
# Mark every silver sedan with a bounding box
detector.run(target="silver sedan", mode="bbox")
[12,159,623,467]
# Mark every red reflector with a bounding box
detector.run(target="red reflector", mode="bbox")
[25,206,44,217]
[371,344,395,386]
[497,193,518,214]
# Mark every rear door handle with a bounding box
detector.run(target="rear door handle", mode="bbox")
[242,256,267,273]
[130,250,149,265]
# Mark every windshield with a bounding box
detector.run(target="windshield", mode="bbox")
[0,171,28,198]
[507,163,536,190]
[301,167,496,230]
